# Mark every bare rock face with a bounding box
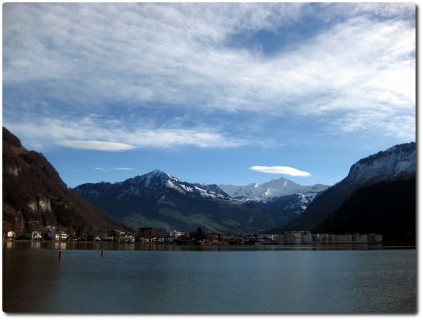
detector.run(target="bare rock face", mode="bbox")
[2,127,128,235]
[346,143,416,184]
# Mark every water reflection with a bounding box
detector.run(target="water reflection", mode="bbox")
[3,242,416,313]
[5,240,13,249]
[3,240,403,252]
[31,241,41,249]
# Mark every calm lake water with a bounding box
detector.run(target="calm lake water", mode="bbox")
[2,241,416,313]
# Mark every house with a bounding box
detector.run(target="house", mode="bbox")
[353,234,368,243]
[59,233,69,241]
[47,230,59,240]
[170,230,186,238]
[32,231,43,240]
[259,234,277,242]
[101,233,113,241]
[6,231,16,240]
[367,234,383,243]
[285,231,303,244]
[302,232,313,243]
[335,234,352,243]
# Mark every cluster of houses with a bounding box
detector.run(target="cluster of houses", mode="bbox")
[4,229,136,243]
[4,226,382,245]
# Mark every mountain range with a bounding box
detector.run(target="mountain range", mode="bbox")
[74,170,327,233]
[2,126,416,242]
[74,141,416,241]
[219,179,328,203]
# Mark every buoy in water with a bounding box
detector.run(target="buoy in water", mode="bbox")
[101,249,104,257]
[59,250,62,260]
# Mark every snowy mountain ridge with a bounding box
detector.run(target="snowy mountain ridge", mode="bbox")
[76,169,328,206]
[100,169,232,201]
[346,142,416,185]
[76,143,415,206]
[219,178,329,203]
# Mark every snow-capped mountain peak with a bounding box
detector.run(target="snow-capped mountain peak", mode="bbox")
[219,177,329,202]
[142,169,175,184]
[122,170,231,200]
[75,167,330,208]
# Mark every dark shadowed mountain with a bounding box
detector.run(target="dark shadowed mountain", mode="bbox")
[315,178,416,244]
[284,142,416,234]
[2,127,129,235]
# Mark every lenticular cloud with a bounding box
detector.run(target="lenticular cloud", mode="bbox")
[57,140,135,152]
[250,166,311,177]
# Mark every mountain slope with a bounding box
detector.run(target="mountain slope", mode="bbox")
[2,127,128,235]
[315,178,416,244]
[74,171,265,233]
[285,142,416,231]
[74,170,321,233]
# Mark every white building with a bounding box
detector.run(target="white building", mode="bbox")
[353,234,368,243]
[302,232,313,243]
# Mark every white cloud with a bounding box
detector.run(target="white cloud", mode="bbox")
[127,128,246,149]
[330,110,415,142]
[6,116,247,151]
[250,166,311,177]
[56,140,135,152]
[3,3,415,145]
[2,3,304,108]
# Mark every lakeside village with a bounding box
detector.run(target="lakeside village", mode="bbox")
[4,224,382,245]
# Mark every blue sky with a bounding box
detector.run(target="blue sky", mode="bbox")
[2,2,416,188]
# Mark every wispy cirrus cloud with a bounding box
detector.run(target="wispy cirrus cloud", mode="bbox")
[2,0,416,175]
[3,2,415,144]
[6,115,248,151]
[57,140,135,152]
[250,166,311,177]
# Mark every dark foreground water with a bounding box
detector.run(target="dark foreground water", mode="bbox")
[3,241,416,313]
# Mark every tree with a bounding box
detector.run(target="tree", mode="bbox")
[194,227,205,240]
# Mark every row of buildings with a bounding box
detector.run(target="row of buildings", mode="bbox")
[136,228,383,245]
[257,231,383,244]
[4,226,382,245]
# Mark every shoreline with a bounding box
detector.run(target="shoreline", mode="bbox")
[3,238,415,249]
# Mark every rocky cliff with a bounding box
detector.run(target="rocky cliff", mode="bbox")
[2,127,128,236]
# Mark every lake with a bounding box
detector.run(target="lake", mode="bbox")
[2,241,416,313]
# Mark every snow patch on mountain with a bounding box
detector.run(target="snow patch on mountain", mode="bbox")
[76,169,329,207]
[219,178,329,203]
[346,142,416,185]
[135,170,231,200]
